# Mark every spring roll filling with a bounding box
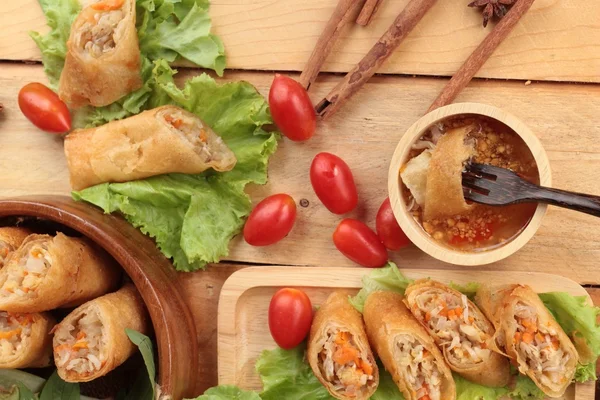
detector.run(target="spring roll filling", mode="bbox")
[0,240,13,267]
[395,334,442,400]
[54,310,107,376]
[161,110,228,164]
[411,291,491,365]
[76,0,127,58]
[0,312,34,358]
[512,302,571,387]
[318,330,376,396]
[0,241,52,297]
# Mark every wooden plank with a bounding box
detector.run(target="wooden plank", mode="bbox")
[216,266,595,397]
[1,63,600,285]
[1,0,599,82]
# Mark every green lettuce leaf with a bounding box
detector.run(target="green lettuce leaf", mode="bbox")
[31,0,226,128]
[0,373,36,400]
[370,364,405,400]
[539,292,600,381]
[349,262,413,313]
[187,385,261,400]
[454,374,508,400]
[74,61,278,271]
[506,374,545,400]
[449,281,480,301]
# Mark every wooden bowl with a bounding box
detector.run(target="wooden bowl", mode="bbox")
[388,103,551,266]
[0,195,198,399]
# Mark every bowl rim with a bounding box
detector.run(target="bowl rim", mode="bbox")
[387,102,551,266]
[0,195,199,399]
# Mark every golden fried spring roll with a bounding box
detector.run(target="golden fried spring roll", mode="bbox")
[476,285,578,398]
[0,227,31,268]
[404,280,510,387]
[0,311,55,368]
[53,284,149,382]
[59,0,142,108]
[64,105,237,190]
[364,291,455,400]
[423,125,475,221]
[0,233,121,313]
[308,291,379,400]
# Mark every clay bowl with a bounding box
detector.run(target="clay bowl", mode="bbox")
[0,195,198,399]
[388,103,551,266]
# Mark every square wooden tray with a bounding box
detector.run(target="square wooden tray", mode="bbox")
[217,266,595,400]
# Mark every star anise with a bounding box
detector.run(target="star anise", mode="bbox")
[468,0,517,27]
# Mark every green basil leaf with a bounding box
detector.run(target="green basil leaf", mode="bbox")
[39,371,80,400]
[125,329,156,400]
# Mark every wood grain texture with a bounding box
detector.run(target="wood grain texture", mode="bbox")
[1,63,600,285]
[216,266,595,398]
[1,0,599,82]
[0,196,199,399]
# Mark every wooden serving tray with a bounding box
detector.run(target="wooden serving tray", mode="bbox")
[217,266,594,400]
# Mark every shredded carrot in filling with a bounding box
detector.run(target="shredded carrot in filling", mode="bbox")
[164,114,184,129]
[0,328,21,340]
[91,0,125,11]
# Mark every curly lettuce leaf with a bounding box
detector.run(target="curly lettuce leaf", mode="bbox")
[506,374,545,400]
[31,0,226,128]
[454,374,508,400]
[349,262,413,313]
[189,385,261,400]
[74,61,278,271]
[539,292,600,382]
[449,281,480,301]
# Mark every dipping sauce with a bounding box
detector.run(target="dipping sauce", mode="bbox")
[400,115,538,252]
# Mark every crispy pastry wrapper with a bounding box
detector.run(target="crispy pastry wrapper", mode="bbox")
[53,284,150,382]
[475,284,578,397]
[423,125,475,221]
[307,291,379,400]
[59,0,142,108]
[0,233,121,313]
[364,291,455,400]
[0,227,32,268]
[404,279,510,387]
[0,311,55,368]
[64,105,237,190]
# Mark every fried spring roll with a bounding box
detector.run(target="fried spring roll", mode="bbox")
[476,285,578,398]
[0,227,31,268]
[0,311,55,368]
[364,291,455,400]
[0,233,121,313]
[64,105,237,190]
[59,0,142,108]
[404,280,510,387]
[308,291,379,400]
[53,285,149,382]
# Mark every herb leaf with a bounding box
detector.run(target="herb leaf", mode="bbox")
[125,329,156,400]
[39,371,80,400]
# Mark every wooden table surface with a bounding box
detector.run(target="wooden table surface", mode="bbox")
[1,0,599,396]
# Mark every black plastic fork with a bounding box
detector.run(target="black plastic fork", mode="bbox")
[462,163,600,217]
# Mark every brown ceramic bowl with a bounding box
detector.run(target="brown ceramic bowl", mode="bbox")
[0,195,198,399]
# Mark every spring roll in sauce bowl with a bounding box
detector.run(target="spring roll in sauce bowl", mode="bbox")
[53,284,149,382]
[59,0,142,108]
[364,291,455,400]
[476,285,578,397]
[0,227,31,268]
[404,279,510,387]
[308,291,379,400]
[0,311,55,369]
[0,233,121,313]
[64,105,237,190]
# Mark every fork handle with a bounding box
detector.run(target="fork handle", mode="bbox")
[524,186,600,217]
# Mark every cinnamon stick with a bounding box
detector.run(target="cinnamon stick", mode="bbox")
[316,0,438,119]
[427,0,536,112]
[356,0,384,26]
[299,0,366,90]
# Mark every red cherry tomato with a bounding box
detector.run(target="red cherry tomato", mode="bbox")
[268,74,316,142]
[310,152,358,214]
[268,288,313,349]
[376,197,411,251]
[18,83,71,133]
[333,219,388,268]
[244,194,297,246]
